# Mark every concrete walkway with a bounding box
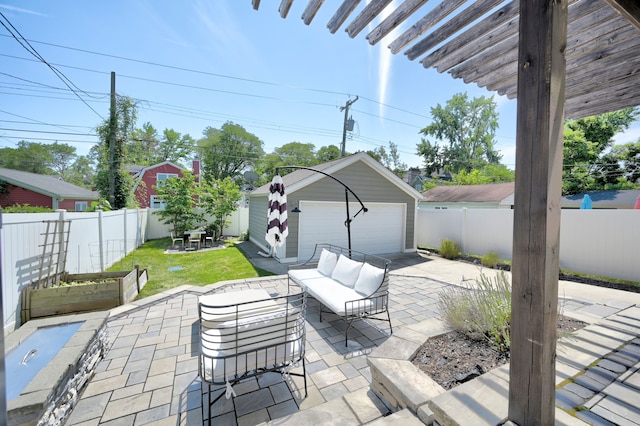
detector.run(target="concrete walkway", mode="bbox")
[64,243,640,425]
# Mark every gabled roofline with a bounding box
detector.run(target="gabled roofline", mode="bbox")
[0,168,99,200]
[0,175,60,200]
[253,152,423,200]
[132,161,186,193]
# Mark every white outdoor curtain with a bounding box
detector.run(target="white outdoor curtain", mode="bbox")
[266,174,288,250]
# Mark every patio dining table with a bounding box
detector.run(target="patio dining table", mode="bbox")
[184,230,206,249]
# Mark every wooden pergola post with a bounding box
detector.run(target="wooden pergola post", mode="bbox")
[508,0,567,424]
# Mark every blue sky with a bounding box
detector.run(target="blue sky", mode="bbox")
[1,1,638,171]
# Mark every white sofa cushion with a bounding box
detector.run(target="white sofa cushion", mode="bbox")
[354,263,385,296]
[317,249,338,276]
[200,307,304,381]
[331,254,363,288]
[305,277,372,316]
[288,268,324,288]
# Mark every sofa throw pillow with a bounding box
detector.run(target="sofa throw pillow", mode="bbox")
[317,249,338,276]
[331,254,363,288]
[354,263,385,296]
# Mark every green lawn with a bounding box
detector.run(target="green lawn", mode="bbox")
[107,238,274,299]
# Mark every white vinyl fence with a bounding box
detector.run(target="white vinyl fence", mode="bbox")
[1,207,250,333]
[1,209,148,333]
[417,208,640,283]
[145,207,249,240]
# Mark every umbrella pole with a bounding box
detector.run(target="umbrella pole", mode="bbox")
[344,188,352,257]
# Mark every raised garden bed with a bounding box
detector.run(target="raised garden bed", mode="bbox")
[21,267,148,322]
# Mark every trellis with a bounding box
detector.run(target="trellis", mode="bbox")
[36,219,71,288]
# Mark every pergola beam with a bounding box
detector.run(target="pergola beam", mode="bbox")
[604,0,640,31]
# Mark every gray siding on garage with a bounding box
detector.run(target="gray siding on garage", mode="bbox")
[248,194,269,250]
[283,161,416,258]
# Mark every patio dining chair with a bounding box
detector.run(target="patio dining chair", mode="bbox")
[204,233,214,248]
[170,231,184,249]
[189,232,201,250]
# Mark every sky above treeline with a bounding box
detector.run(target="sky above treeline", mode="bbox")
[1,1,638,171]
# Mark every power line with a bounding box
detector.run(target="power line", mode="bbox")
[0,108,90,133]
[0,34,434,120]
[0,127,96,136]
[0,12,105,119]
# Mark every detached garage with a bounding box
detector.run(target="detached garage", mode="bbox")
[248,152,423,262]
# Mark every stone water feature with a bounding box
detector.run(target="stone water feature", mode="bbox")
[5,311,109,426]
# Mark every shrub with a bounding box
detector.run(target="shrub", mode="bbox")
[2,204,54,213]
[438,272,512,352]
[481,251,500,268]
[439,239,461,259]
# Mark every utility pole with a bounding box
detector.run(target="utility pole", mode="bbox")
[340,96,358,157]
[108,71,116,206]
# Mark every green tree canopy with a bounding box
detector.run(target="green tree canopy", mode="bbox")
[158,129,194,164]
[0,141,56,174]
[129,122,160,165]
[200,177,242,240]
[152,170,204,234]
[562,108,638,194]
[417,93,501,174]
[368,141,407,179]
[197,122,264,182]
[316,145,341,163]
[452,164,515,185]
[128,124,194,166]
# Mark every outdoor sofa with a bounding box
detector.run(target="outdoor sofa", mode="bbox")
[288,243,392,346]
[197,289,307,419]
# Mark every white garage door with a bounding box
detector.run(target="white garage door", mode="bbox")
[297,201,405,260]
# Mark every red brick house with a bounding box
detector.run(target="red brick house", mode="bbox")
[129,160,200,208]
[0,167,100,211]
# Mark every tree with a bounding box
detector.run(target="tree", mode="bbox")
[158,129,194,164]
[0,141,54,174]
[201,177,242,240]
[452,164,515,184]
[369,142,407,179]
[417,93,501,174]
[316,145,341,163]
[611,141,640,185]
[255,142,317,181]
[197,122,264,181]
[274,142,316,166]
[129,125,194,165]
[562,108,638,194]
[152,171,204,234]
[48,142,77,177]
[95,96,138,208]
[129,122,160,165]
[65,156,95,188]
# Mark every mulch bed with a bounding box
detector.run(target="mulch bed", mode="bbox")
[411,316,587,390]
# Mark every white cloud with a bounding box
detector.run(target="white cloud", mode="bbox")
[0,4,46,16]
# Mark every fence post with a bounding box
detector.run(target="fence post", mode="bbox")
[123,208,128,257]
[461,208,467,254]
[98,210,105,272]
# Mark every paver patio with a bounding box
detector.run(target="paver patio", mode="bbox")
[62,248,640,425]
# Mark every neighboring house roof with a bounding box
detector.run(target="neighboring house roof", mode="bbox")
[0,167,99,200]
[252,152,423,200]
[126,164,146,176]
[562,190,640,209]
[422,182,515,203]
[130,162,185,192]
